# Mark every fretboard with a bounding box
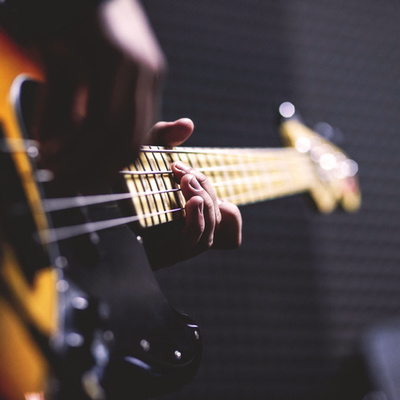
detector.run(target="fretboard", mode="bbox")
[121,146,316,229]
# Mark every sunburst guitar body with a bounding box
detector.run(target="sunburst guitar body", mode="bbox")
[0,27,57,400]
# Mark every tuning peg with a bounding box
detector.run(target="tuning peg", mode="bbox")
[278,105,361,213]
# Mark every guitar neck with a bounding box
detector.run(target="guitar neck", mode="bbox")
[122,146,316,229]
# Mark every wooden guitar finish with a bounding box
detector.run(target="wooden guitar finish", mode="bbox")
[0,27,57,400]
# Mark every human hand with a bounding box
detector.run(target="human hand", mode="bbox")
[147,118,242,268]
[34,0,165,188]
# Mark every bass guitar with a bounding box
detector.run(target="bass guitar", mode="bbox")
[0,27,360,400]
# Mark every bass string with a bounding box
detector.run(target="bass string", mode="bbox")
[42,165,313,213]
[41,189,181,212]
[140,146,302,158]
[39,166,314,244]
[140,148,309,171]
[39,208,183,244]
[9,144,312,242]
[120,159,311,175]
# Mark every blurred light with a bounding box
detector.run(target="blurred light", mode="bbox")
[279,102,295,118]
[295,137,311,153]
[320,153,336,171]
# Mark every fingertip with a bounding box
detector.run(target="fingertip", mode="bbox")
[215,202,242,248]
[186,195,204,213]
[176,117,194,132]
[184,195,205,239]
[149,118,195,146]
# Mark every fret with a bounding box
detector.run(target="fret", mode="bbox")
[242,153,258,204]
[152,149,177,224]
[216,152,231,200]
[158,148,180,222]
[136,155,156,227]
[161,148,186,221]
[193,151,207,174]
[170,149,189,216]
[125,148,184,228]
[124,163,148,227]
[232,152,248,205]
[143,151,164,225]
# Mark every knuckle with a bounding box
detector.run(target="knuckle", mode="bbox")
[196,171,208,184]
[204,197,214,210]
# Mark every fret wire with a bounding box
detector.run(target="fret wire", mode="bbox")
[158,148,173,222]
[153,148,172,221]
[203,151,215,195]
[136,157,153,227]
[127,163,148,228]
[144,151,163,224]
[222,151,241,203]
[169,149,188,216]
[217,152,230,199]
[139,154,160,226]
[186,149,196,168]
[241,152,255,202]
[178,150,189,212]
[161,147,185,216]
[164,148,186,221]
[241,153,256,204]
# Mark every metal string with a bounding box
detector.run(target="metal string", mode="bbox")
[40,208,182,244]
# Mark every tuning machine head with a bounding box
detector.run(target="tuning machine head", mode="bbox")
[279,102,361,213]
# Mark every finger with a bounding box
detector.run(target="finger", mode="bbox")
[213,200,242,249]
[148,118,194,146]
[171,161,222,224]
[180,174,216,249]
[180,196,205,250]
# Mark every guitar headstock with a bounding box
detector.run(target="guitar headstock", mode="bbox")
[279,102,361,213]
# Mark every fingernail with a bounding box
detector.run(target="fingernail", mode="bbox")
[174,161,190,172]
[189,176,202,191]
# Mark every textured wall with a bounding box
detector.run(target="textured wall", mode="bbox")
[142,1,400,399]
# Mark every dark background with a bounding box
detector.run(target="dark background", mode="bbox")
[141,1,400,399]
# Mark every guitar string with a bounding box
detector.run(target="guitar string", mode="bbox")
[41,164,313,212]
[41,189,180,212]
[119,159,312,175]
[9,144,314,242]
[39,208,182,244]
[37,166,314,243]
[140,146,303,157]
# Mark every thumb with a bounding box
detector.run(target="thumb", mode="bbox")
[148,118,194,146]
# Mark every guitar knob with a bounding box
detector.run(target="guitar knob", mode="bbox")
[54,278,114,396]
